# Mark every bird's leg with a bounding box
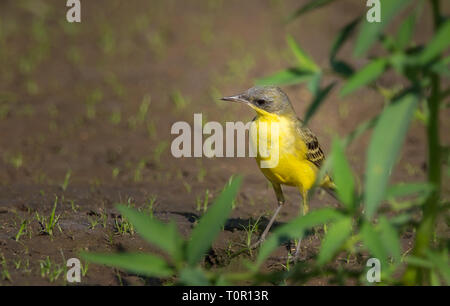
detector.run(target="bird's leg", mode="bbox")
[293,189,309,260]
[251,183,284,248]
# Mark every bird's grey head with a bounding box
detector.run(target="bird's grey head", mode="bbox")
[221,86,295,115]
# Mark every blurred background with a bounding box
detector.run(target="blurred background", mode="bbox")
[0,0,448,285]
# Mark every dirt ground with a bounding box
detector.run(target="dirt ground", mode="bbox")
[0,0,448,285]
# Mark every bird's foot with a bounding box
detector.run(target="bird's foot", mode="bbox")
[288,238,303,263]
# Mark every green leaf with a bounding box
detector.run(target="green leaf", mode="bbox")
[307,73,322,96]
[386,182,434,199]
[395,12,416,50]
[431,55,450,77]
[317,217,353,266]
[354,0,413,57]
[255,68,314,86]
[330,138,355,211]
[430,270,441,286]
[378,217,401,263]
[287,0,337,22]
[179,267,210,285]
[404,255,433,268]
[361,222,389,267]
[330,18,360,62]
[340,58,387,97]
[364,91,419,218]
[331,60,354,78]
[117,205,182,261]
[304,82,336,125]
[389,213,412,226]
[186,176,242,266]
[425,250,450,285]
[81,252,173,278]
[287,35,319,72]
[418,20,450,64]
[342,114,379,147]
[329,18,359,78]
[256,208,344,267]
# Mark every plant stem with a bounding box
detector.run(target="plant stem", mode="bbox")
[402,0,442,286]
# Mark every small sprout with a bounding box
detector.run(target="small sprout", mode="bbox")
[109,110,122,125]
[61,169,72,192]
[112,167,120,179]
[15,219,29,242]
[153,141,168,164]
[36,196,61,237]
[0,254,11,281]
[171,90,189,111]
[39,256,64,283]
[146,196,157,218]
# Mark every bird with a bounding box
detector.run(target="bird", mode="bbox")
[221,86,336,260]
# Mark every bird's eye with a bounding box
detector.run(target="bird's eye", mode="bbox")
[256,99,266,106]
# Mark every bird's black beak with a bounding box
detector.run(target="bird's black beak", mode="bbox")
[220,94,249,104]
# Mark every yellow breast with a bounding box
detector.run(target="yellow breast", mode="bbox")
[250,112,318,192]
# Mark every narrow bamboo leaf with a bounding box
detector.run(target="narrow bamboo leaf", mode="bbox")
[430,270,441,286]
[317,217,353,266]
[186,176,242,266]
[81,252,173,278]
[418,20,450,64]
[330,138,355,211]
[361,222,389,267]
[330,18,360,61]
[354,0,413,57]
[378,217,401,263]
[431,55,450,77]
[256,208,344,267]
[364,91,419,218]
[179,267,210,285]
[425,250,450,285]
[287,35,319,72]
[342,114,379,147]
[404,255,433,268]
[396,13,416,50]
[389,213,412,226]
[386,182,434,199]
[304,82,336,125]
[117,205,182,261]
[287,0,337,22]
[331,60,354,78]
[255,68,314,86]
[307,73,322,96]
[340,58,387,97]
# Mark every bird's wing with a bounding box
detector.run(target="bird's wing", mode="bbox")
[294,119,325,169]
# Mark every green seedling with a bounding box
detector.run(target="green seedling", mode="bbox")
[15,219,29,242]
[0,254,11,281]
[171,90,189,111]
[199,189,210,213]
[36,196,61,237]
[240,217,261,257]
[153,141,168,164]
[61,169,72,192]
[112,167,120,179]
[39,256,64,283]
[82,176,242,285]
[109,110,121,125]
[146,196,157,218]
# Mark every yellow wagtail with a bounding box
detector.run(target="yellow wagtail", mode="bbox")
[222,86,336,259]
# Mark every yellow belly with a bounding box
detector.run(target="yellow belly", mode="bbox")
[250,115,318,192]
